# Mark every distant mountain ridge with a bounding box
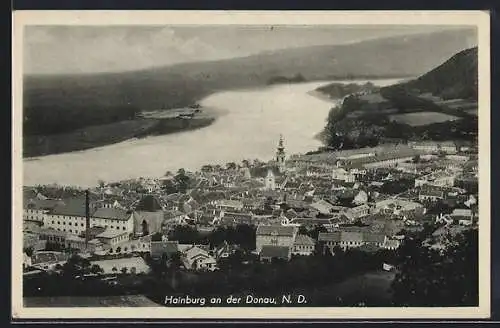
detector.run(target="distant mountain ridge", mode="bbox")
[24,28,477,114]
[23,28,477,157]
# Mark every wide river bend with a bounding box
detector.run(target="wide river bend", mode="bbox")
[22,79,401,187]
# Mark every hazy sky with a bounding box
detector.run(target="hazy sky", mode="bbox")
[24,25,469,75]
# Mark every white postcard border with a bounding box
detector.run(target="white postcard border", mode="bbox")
[12,10,491,319]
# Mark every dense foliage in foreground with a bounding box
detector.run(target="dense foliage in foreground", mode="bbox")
[392,228,478,306]
[24,225,477,307]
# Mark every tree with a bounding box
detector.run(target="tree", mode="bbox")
[174,169,191,194]
[226,162,237,170]
[112,266,118,274]
[116,247,122,253]
[24,247,34,257]
[298,225,308,236]
[201,165,213,173]
[425,199,453,215]
[90,264,104,275]
[121,267,128,274]
[130,267,137,275]
[62,255,91,277]
[391,229,478,306]
[220,249,245,270]
[437,150,447,158]
[308,225,328,240]
[161,179,178,194]
[168,251,183,290]
[264,196,274,211]
[169,251,183,270]
[151,232,163,242]
[234,224,257,251]
[168,225,201,244]
[313,241,327,256]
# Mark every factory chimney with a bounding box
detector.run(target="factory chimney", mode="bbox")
[85,189,90,248]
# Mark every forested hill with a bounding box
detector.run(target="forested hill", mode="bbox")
[321,46,479,150]
[382,47,478,100]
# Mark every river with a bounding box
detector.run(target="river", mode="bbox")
[22,79,401,188]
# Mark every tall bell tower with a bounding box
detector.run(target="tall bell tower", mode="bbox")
[276,134,286,173]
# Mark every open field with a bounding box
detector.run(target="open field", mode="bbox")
[435,99,478,109]
[389,112,460,126]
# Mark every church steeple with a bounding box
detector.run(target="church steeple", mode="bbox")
[265,168,276,190]
[276,134,286,173]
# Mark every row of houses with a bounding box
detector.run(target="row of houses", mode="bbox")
[254,223,399,262]
[408,141,473,154]
[318,231,400,253]
[255,225,315,261]
[414,170,458,188]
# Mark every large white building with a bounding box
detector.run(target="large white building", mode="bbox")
[414,171,457,188]
[95,230,130,247]
[23,198,63,224]
[408,141,458,154]
[43,200,134,236]
[255,225,298,254]
[331,167,356,182]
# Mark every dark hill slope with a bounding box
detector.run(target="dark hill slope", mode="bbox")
[382,47,478,100]
[322,47,479,149]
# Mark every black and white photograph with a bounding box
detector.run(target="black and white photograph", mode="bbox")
[12,11,490,319]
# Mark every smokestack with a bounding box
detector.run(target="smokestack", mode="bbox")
[85,189,90,248]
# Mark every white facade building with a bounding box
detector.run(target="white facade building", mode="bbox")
[44,204,134,236]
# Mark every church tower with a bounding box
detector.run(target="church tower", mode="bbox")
[276,134,286,173]
[265,169,276,191]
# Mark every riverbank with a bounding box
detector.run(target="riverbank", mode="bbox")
[306,89,341,104]
[22,78,403,159]
[22,79,401,187]
[306,90,342,146]
[23,106,223,158]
